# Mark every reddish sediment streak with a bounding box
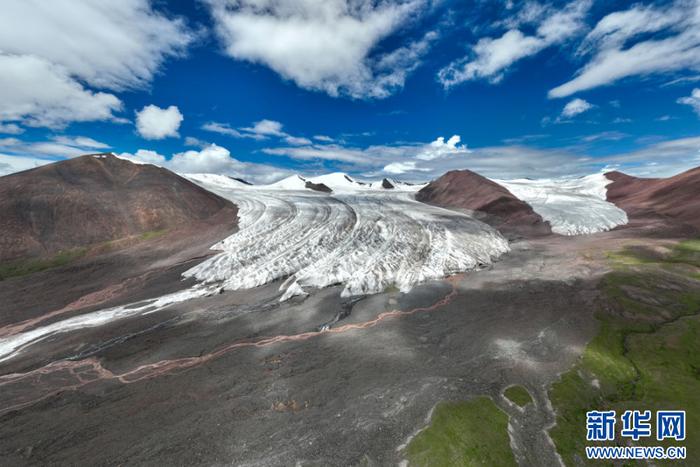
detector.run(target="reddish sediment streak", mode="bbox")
[0,276,460,415]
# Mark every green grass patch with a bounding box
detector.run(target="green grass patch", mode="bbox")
[405,397,516,467]
[549,240,700,465]
[0,247,88,281]
[139,229,168,241]
[504,385,533,408]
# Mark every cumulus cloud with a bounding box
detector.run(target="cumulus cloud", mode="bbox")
[0,1,194,129]
[0,54,123,128]
[439,0,590,87]
[416,135,470,160]
[135,105,183,140]
[561,98,593,118]
[119,143,294,184]
[549,0,700,97]
[0,0,194,91]
[205,0,433,99]
[678,88,700,116]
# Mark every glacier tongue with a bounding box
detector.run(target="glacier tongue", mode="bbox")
[496,173,628,236]
[184,179,510,300]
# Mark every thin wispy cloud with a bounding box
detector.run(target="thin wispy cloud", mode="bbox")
[550,0,700,97]
[439,0,591,87]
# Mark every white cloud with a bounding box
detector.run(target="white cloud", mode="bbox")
[313,135,334,142]
[284,135,313,146]
[52,136,110,149]
[416,135,470,160]
[242,119,285,137]
[262,129,700,181]
[383,161,423,174]
[206,0,432,98]
[579,131,627,143]
[201,122,246,138]
[0,1,194,129]
[135,105,183,140]
[549,0,700,97]
[203,118,314,145]
[0,54,123,128]
[1,135,111,158]
[119,143,294,184]
[561,98,593,118]
[263,134,470,173]
[678,88,700,116]
[184,136,208,147]
[0,123,24,135]
[121,149,167,166]
[263,144,369,164]
[171,144,237,173]
[0,154,55,177]
[0,0,194,91]
[439,0,590,87]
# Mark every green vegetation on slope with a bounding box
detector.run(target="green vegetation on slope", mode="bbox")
[139,229,168,241]
[549,240,700,466]
[0,247,88,281]
[406,397,517,467]
[0,229,169,281]
[504,385,533,408]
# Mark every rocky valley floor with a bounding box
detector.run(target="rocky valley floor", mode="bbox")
[2,227,678,466]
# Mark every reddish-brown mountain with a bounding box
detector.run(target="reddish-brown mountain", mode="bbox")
[605,167,700,232]
[0,153,238,261]
[416,170,551,237]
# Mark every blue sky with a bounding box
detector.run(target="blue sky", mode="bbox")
[1,0,700,183]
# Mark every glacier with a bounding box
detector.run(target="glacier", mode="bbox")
[184,175,510,300]
[495,173,628,235]
[0,173,509,363]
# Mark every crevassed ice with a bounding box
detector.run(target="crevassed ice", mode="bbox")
[184,177,510,300]
[496,173,628,235]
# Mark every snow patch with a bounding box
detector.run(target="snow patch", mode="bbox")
[266,174,308,190]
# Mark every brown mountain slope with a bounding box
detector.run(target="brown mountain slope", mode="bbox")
[0,153,238,261]
[416,170,551,237]
[605,167,700,233]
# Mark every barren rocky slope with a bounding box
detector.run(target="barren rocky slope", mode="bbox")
[416,170,551,237]
[0,153,237,261]
[606,167,700,234]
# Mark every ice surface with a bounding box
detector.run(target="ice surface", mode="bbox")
[261,172,425,193]
[0,286,216,363]
[495,173,628,235]
[183,173,250,189]
[185,177,510,300]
